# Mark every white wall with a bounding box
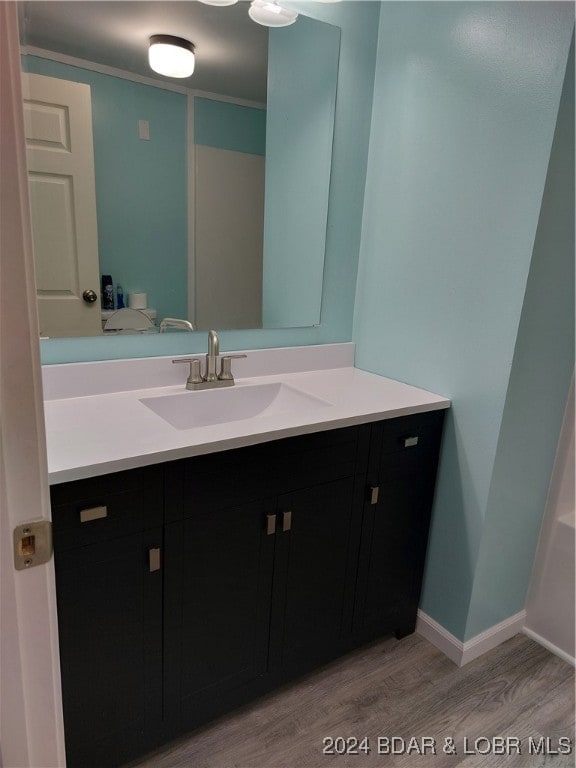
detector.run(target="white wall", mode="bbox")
[525,376,575,665]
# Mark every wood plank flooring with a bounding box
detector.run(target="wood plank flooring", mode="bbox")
[126,634,574,768]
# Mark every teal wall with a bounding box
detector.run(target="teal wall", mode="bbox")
[194,98,266,156]
[353,2,574,640]
[39,1,380,363]
[465,36,575,640]
[23,56,188,323]
[263,17,340,328]
[29,4,574,642]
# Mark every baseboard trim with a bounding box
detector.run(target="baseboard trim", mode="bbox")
[522,626,576,667]
[416,610,464,665]
[416,610,526,667]
[460,611,527,665]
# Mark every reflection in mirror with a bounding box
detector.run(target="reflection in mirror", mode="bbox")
[19,2,340,339]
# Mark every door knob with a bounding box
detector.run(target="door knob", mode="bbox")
[82,289,98,303]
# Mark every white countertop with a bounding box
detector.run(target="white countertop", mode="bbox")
[42,345,450,484]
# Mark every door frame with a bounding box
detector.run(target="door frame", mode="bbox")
[0,5,66,766]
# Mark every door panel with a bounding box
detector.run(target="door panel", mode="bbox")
[361,451,439,637]
[194,145,264,330]
[164,498,275,731]
[271,477,356,675]
[54,529,163,768]
[22,73,101,337]
[355,413,445,641]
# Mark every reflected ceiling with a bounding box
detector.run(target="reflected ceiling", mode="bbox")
[19,1,268,102]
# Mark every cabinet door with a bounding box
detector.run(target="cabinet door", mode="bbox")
[51,468,164,768]
[164,498,275,733]
[270,476,360,677]
[54,528,163,768]
[354,412,444,642]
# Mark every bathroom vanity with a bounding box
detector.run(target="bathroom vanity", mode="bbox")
[44,345,449,768]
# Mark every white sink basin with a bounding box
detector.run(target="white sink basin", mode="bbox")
[140,382,332,429]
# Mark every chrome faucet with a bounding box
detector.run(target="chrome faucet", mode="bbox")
[172,329,246,391]
[159,317,195,333]
[205,329,219,382]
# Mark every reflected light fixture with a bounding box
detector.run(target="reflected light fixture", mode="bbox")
[248,0,298,27]
[148,35,195,78]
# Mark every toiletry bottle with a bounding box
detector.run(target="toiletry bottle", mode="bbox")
[117,285,125,309]
[102,275,114,309]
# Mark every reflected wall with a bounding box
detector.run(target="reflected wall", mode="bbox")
[37,1,381,363]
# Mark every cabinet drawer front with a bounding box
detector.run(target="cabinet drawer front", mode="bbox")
[378,410,445,456]
[169,425,367,520]
[51,467,163,550]
[173,445,265,517]
[273,426,364,493]
[51,467,145,503]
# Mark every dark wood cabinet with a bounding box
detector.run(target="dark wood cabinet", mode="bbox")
[163,497,276,735]
[354,410,445,642]
[50,468,164,768]
[162,425,369,731]
[270,477,360,677]
[50,413,444,768]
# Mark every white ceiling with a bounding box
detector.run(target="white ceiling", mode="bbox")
[19,1,269,103]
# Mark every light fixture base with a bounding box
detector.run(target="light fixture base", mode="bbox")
[248,1,298,28]
[148,35,196,79]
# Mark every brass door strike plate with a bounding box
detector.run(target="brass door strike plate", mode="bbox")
[13,521,52,570]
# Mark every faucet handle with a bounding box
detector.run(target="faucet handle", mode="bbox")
[218,354,247,382]
[172,357,204,385]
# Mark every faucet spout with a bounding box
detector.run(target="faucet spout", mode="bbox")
[159,317,194,333]
[172,329,246,390]
[208,329,219,357]
[205,329,220,382]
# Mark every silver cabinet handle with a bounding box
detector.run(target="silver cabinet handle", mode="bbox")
[282,511,292,532]
[79,505,107,523]
[370,486,379,505]
[149,547,161,573]
[266,514,277,536]
[404,436,419,448]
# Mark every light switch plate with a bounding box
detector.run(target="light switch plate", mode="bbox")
[138,120,150,140]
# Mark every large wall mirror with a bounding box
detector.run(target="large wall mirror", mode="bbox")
[19,1,341,338]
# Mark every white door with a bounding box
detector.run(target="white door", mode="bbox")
[22,73,101,337]
[1,6,66,766]
[194,145,264,330]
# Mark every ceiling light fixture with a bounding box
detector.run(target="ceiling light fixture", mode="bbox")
[197,0,238,5]
[248,1,298,28]
[148,35,195,78]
